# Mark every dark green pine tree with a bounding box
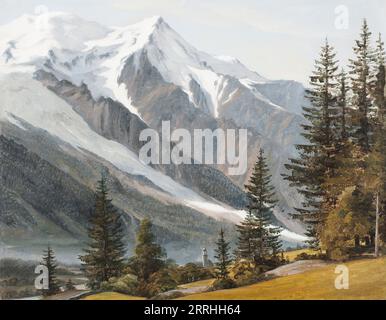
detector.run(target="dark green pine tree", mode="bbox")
[284,40,339,249]
[132,218,166,283]
[41,246,60,296]
[214,228,232,279]
[79,175,126,289]
[65,278,75,291]
[326,68,357,203]
[371,33,386,173]
[246,149,282,264]
[349,19,376,153]
[337,69,350,143]
[235,210,259,261]
[266,225,282,262]
[368,33,386,244]
[374,33,386,122]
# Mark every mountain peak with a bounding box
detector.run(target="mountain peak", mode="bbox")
[148,15,165,27]
[0,11,265,104]
[127,15,170,35]
[0,10,109,66]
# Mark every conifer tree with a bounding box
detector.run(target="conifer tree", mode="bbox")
[284,40,339,249]
[347,32,386,252]
[79,175,126,289]
[285,40,339,249]
[333,22,382,252]
[266,225,282,261]
[367,32,386,248]
[235,210,259,261]
[214,228,232,279]
[369,33,386,188]
[65,279,75,291]
[131,218,165,283]
[245,149,282,264]
[349,19,376,153]
[374,33,386,122]
[41,246,60,296]
[337,69,350,143]
[324,69,357,206]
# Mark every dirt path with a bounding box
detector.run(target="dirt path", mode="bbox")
[265,260,329,277]
[43,290,90,300]
[164,285,209,296]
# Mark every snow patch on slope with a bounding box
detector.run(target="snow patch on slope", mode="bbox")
[0,11,109,65]
[0,72,305,243]
[0,72,243,222]
[0,11,307,242]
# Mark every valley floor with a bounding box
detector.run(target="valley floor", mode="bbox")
[38,256,386,300]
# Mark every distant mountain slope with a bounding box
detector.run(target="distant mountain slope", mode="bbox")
[0,11,308,257]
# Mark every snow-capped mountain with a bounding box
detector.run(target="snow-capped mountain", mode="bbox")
[1,13,266,116]
[0,11,308,261]
[0,12,302,118]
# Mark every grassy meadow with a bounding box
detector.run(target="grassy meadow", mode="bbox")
[178,257,386,300]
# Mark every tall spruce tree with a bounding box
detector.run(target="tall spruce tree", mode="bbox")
[244,149,282,264]
[214,228,232,279]
[324,69,356,205]
[350,32,386,251]
[374,33,386,121]
[370,33,386,183]
[367,33,386,247]
[284,40,339,249]
[349,19,376,153]
[41,246,60,296]
[79,175,126,289]
[337,69,350,143]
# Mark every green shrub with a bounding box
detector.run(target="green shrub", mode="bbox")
[211,278,236,290]
[295,252,327,261]
[144,270,178,297]
[172,263,214,284]
[100,274,138,295]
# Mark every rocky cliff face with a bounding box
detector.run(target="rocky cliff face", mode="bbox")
[116,48,305,231]
[36,70,248,209]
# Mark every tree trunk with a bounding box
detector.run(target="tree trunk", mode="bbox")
[375,192,380,258]
[354,235,360,248]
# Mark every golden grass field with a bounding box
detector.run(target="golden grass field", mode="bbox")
[80,256,386,300]
[82,292,145,300]
[178,257,386,300]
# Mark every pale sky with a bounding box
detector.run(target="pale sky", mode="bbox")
[0,0,385,84]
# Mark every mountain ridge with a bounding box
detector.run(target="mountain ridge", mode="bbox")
[0,11,308,262]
